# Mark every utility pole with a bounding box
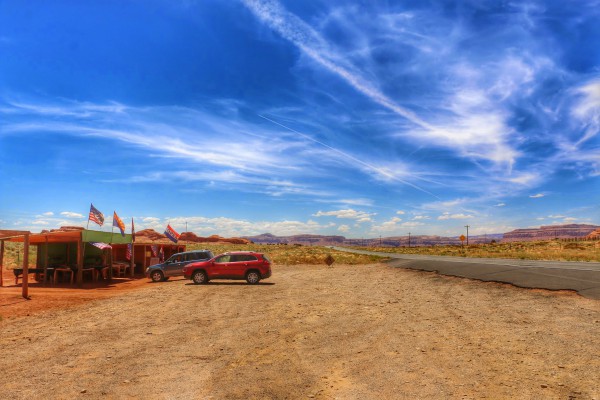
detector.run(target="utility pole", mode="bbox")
[408,232,411,248]
[464,225,470,245]
[379,235,382,246]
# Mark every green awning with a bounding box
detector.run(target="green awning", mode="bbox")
[82,230,132,244]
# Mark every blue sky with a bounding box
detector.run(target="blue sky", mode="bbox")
[1,0,599,238]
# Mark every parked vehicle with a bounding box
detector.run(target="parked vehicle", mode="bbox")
[182,251,272,284]
[146,250,214,282]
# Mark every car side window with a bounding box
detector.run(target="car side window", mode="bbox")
[215,255,230,263]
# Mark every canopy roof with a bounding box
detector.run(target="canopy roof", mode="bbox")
[0,230,31,240]
[5,229,133,244]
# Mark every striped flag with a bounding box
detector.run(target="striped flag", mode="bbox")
[159,246,165,262]
[151,245,158,257]
[164,224,180,243]
[88,204,104,226]
[113,211,126,237]
[126,243,132,260]
[89,242,112,250]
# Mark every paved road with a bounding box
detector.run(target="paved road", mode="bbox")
[331,247,600,300]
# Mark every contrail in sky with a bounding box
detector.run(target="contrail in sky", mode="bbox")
[258,114,440,198]
[242,0,435,131]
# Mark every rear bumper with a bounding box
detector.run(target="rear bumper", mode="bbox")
[262,269,272,279]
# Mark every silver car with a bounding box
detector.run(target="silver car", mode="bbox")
[145,250,214,282]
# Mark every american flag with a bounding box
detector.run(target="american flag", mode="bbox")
[159,246,164,262]
[151,245,158,257]
[88,204,104,226]
[126,243,132,260]
[89,242,112,250]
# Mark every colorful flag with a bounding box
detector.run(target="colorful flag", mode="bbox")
[151,245,158,257]
[89,242,112,250]
[113,211,126,237]
[88,204,104,226]
[131,218,136,242]
[126,243,132,260]
[164,224,180,243]
[159,246,164,262]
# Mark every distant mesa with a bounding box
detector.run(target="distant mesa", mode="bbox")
[136,229,251,244]
[502,224,600,242]
[586,228,600,239]
[41,226,84,233]
[245,224,600,246]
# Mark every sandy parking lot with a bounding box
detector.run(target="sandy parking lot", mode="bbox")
[0,262,599,399]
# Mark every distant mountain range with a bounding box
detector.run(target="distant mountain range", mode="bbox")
[244,224,600,246]
[51,224,599,246]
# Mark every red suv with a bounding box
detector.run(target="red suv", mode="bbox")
[182,251,272,285]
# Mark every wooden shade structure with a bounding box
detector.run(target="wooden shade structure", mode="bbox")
[0,230,32,298]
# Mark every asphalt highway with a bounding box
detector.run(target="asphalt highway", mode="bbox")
[331,246,600,300]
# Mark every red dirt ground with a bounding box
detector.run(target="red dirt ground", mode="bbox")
[0,267,153,318]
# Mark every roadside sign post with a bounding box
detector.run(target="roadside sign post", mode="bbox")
[460,234,466,247]
[325,254,335,267]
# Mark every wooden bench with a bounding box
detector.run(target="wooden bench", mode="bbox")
[13,268,55,285]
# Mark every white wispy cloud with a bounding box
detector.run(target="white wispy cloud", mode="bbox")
[529,193,545,198]
[313,209,375,221]
[243,0,522,170]
[370,216,403,233]
[437,212,473,220]
[572,79,600,146]
[60,211,84,218]
[338,224,351,233]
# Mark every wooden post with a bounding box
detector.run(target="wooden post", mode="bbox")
[43,235,49,284]
[0,240,4,287]
[77,238,83,286]
[143,245,147,270]
[130,243,135,278]
[22,233,29,299]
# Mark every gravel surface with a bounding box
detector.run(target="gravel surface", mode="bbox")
[1,263,599,399]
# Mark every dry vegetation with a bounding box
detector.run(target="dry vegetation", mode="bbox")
[186,242,384,265]
[362,239,600,262]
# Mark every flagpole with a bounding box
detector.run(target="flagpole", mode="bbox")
[130,217,135,278]
[109,214,115,280]
[86,203,91,230]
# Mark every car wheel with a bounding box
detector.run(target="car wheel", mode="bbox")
[150,270,164,282]
[246,270,260,284]
[192,270,207,285]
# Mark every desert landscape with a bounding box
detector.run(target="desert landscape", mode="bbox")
[2,1,600,398]
[1,253,599,399]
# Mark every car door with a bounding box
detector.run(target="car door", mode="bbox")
[236,254,258,276]
[210,254,231,278]
[227,255,248,277]
[164,254,185,277]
